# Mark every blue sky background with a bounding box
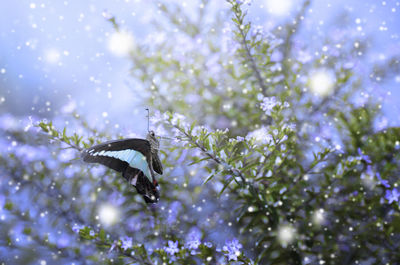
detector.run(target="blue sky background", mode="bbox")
[0,0,399,134]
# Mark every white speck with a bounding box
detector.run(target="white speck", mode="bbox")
[309,69,335,97]
[40,260,46,265]
[30,3,36,9]
[44,49,60,64]
[0,68,5,74]
[107,31,135,57]
[265,0,293,16]
[248,206,255,212]
[277,224,296,246]
[355,18,361,24]
[313,209,325,225]
[98,204,119,226]
[102,112,108,118]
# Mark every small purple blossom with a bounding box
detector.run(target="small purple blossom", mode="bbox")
[385,188,400,204]
[186,228,201,250]
[375,171,390,188]
[236,0,252,5]
[260,97,279,115]
[186,238,201,250]
[121,236,133,251]
[222,238,243,261]
[109,240,118,252]
[164,240,179,256]
[71,224,84,233]
[357,148,372,164]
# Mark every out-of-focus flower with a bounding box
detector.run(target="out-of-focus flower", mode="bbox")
[222,238,242,261]
[167,201,182,225]
[186,228,201,251]
[164,240,179,256]
[357,148,372,164]
[109,240,118,252]
[71,224,84,233]
[204,242,213,248]
[236,0,252,5]
[246,126,273,145]
[58,148,76,163]
[385,188,400,204]
[260,96,279,116]
[121,236,133,251]
[376,171,390,188]
[236,136,245,142]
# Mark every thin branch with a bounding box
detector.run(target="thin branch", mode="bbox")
[174,125,248,185]
[232,4,268,94]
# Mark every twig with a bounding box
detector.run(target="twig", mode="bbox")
[232,3,268,94]
[174,125,248,185]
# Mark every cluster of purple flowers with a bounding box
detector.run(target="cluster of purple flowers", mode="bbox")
[121,236,133,251]
[222,238,243,261]
[164,240,179,256]
[259,96,290,116]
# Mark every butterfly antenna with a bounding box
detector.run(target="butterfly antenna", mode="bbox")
[145,108,150,132]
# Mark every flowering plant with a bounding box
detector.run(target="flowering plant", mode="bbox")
[1,1,399,264]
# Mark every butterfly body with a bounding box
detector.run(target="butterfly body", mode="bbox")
[82,131,162,203]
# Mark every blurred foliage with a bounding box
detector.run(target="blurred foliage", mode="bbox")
[1,0,400,264]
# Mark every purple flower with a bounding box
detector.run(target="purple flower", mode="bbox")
[121,236,133,251]
[260,97,279,116]
[109,240,118,252]
[236,136,245,142]
[204,242,213,248]
[376,171,390,188]
[236,0,252,5]
[357,148,372,164]
[71,224,84,233]
[186,239,200,250]
[385,188,400,204]
[186,228,201,250]
[164,240,179,256]
[222,238,243,261]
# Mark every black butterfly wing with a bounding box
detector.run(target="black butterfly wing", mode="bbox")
[123,166,160,203]
[152,152,163,175]
[82,138,161,203]
[82,138,152,173]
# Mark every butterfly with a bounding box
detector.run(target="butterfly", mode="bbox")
[81,131,163,203]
